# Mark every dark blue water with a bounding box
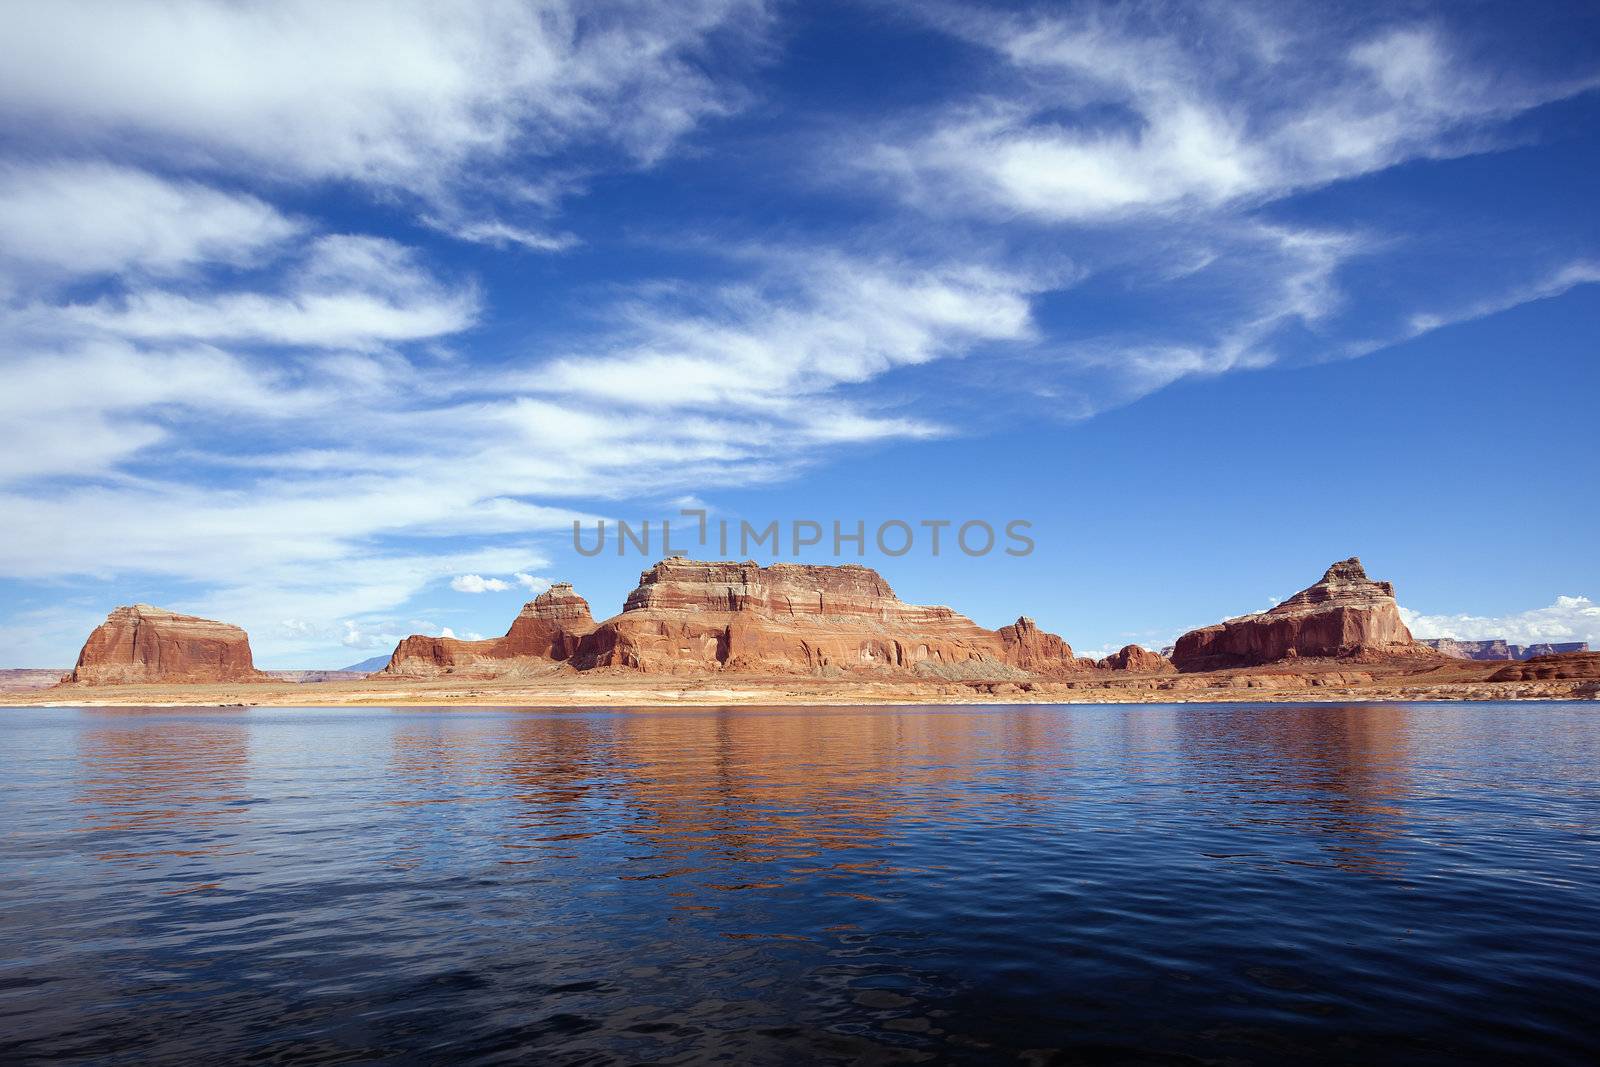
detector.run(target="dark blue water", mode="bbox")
[2,703,1598,1065]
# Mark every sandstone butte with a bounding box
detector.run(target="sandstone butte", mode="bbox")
[66,604,267,686]
[1170,557,1423,672]
[383,559,1173,680]
[1098,644,1177,673]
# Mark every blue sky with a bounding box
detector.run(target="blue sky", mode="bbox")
[0,0,1596,668]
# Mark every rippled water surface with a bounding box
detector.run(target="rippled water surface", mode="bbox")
[3,703,1599,1065]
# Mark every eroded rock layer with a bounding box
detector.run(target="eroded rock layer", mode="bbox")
[1487,652,1600,682]
[384,583,597,677]
[577,560,1085,677]
[996,617,1098,674]
[69,604,265,685]
[1097,644,1175,673]
[384,560,1086,680]
[1171,558,1420,672]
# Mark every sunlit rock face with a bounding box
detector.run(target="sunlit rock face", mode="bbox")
[1171,557,1421,672]
[995,617,1098,675]
[69,604,265,685]
[577,559,1086,678]
[1097,644,1175,673]
[383,583,597,677]
[385,558,1088,679]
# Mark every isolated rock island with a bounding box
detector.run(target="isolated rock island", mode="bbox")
[32,556,1596,705]
[67,604,267,686]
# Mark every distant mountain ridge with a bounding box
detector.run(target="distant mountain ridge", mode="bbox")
[339,655,391,673]
[1419,638,1590,661]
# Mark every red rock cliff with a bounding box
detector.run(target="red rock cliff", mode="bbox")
[384,583,597,677]
[995,617,1097,674]
[1097,644,1175,673]
[384,560,1088,679]
[68,604,266,685]
[578,559,1066,677]
[1170,557,1419,672]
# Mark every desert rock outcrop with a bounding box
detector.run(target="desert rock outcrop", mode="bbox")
[384,583,598,676]
[386,560,1086,680]
[996,617,1097,674]
[68,604,266,685]
[1098,644,1175,673]
[1171,558,1420,672]
[1487,652,1600,682]
[577,559,1082,677]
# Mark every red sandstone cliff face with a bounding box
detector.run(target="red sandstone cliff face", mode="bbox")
[68,604,266,685]
[385,560,1086,680]
[996,617,1098,675]
[576,559,1083,678]
[384,583,597,677]
[1097,644,1175,673]
[1171,558,1420,672]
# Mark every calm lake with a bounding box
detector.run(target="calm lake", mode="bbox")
[2,702,1597,1065]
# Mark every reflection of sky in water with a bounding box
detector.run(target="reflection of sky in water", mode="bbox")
[2,703,1598,1064]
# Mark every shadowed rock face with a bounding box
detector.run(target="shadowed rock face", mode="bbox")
[1171,558,1419,672]
[385,560,1086,679]
[1097,644,1175,673]
[69,604,265,685]
[385,583,598,676]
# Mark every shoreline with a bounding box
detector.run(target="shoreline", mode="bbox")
[4,670,1595,709]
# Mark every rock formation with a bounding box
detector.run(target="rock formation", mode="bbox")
[1171,558,1420,672]
[384,560,1086,680]
[1487,652,1600,682]
[1421,638,1590,661]
[67,604,266,685]
[1097,644,1175,673]
[996,617,1098,674]
[575,559,1083,677]
[384,583,597,676]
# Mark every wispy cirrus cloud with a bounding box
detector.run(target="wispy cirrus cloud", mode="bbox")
[867,7,1594,224]
[0,0,772,239]
[51,235,480,350]
[846,2,1600,416]
[0,161,304,285]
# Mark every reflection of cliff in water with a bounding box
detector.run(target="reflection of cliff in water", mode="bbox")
[607,707,1073,864]
[74,708,253,853]
[1173,703,1413,873]
[381,707,1078,872]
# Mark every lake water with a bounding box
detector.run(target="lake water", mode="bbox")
[2,702,1598,1065]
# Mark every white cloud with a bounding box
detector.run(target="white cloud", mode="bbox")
[1402,596,1600,647]
[0,342,325,484]
[0,0,769,212]
[870,10,1594,224]
[53,234,479,349]
[532,253,1039,411]
[0,161,302,281]
[451,574,513,593]
[515,572,551,593]
[422,215,579,252]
